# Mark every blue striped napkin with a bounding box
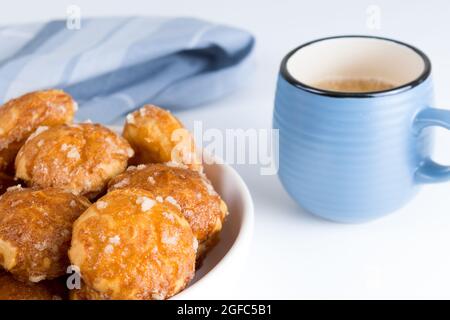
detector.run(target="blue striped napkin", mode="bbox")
[0,17,254,123]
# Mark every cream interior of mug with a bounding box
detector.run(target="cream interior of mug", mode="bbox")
[286,37,426,91]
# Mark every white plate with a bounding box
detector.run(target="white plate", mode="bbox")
[111,126,255,299]
[173,154,254,299]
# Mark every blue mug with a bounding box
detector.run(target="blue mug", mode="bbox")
[273,35,450,223]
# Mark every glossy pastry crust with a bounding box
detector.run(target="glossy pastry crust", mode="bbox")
[69,188,197,300]
[123,105,201,170]
[69,281,109,300]
[0,90,76,172]
[108,163,228,248]
[0,271,64,300]
[0,187,90,282]
[15,123,134,198]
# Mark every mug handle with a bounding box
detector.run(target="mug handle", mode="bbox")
[414,107,450,183]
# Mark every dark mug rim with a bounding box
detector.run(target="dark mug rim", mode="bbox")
[280,35,432,98]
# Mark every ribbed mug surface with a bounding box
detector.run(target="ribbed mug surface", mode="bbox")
[273,76,434,222]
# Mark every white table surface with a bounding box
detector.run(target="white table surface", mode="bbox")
[3,0,450,299]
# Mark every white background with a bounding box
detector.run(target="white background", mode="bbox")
[3,0,450,299]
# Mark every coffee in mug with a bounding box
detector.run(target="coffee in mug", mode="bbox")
[313,78,395,93]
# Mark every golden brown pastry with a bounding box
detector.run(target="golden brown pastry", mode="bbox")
[108,163,228,257]
[15,123,134,198]
[0,187,90,282]
[0,89,76,172]
[0,173,16,195]
[123,105,201,170]
[69,281,109,300]
[0,271,64,300]
[69,188,197,300]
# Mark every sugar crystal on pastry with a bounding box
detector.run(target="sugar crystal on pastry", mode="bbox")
[122,105,202,171]
[15,123,133,198]
[0,187,90,282]
[108,163,228,259]
[0,90,76,171]
[69,188,196,300]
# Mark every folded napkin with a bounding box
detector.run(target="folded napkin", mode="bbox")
[0,17,254,123]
